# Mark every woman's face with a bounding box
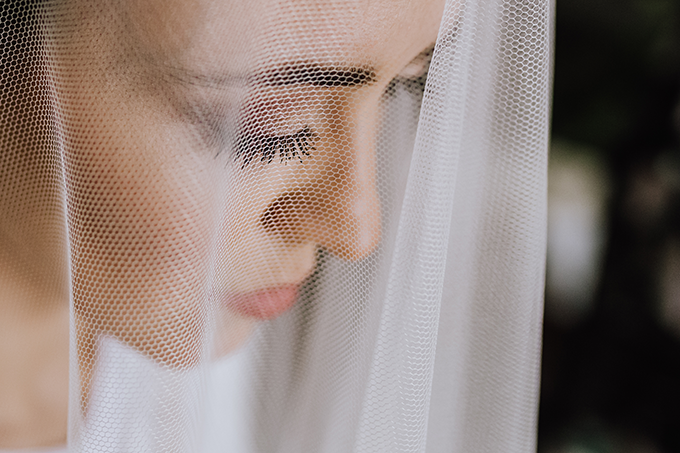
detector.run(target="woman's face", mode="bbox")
[61,0,445,362]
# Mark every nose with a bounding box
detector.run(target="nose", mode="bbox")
[260,98,382,261]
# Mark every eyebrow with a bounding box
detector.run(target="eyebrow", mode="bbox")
[252,63,377,88]
[162,62,377,90]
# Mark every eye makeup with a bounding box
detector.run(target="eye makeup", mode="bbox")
[176,95,317,169]
[234,126,317,168]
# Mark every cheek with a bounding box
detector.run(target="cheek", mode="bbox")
[64,94,217,367]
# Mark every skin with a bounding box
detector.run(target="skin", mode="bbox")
[0,0,445,447]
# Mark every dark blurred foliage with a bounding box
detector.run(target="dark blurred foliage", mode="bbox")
[552,0,680,151]
[539,0,680,452]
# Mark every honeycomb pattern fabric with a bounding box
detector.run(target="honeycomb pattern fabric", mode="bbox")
[0,0,552,452]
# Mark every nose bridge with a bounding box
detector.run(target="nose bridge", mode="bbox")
[260,89,382,261]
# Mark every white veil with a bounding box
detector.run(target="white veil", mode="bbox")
[0,0,552,451]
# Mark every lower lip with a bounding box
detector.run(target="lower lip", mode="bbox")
[223,284,300,320]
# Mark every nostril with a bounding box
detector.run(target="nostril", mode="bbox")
[261,185,381,262]
[261,189,315,244]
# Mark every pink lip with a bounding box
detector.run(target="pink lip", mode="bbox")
[223,284,300,320]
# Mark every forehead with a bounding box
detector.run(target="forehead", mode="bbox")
[124,0,444,76]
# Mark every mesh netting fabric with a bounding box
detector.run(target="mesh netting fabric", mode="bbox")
[0,0,552,452]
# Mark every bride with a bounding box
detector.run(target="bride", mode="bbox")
[1,0,443,449]
[1,0,551,451]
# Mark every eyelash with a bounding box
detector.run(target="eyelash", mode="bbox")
[234,126,317,168]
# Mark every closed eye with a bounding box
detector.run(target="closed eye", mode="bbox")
[234,126,317,169]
